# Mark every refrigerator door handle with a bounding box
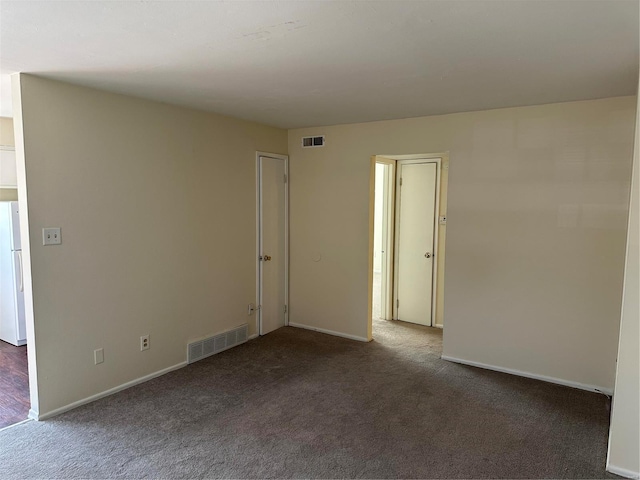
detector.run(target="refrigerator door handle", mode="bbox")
[17,251,23,292]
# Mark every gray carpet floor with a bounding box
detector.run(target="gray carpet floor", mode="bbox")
[0,320,618,479]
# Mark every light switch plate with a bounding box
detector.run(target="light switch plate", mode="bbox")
[43,227,62,245]
[94,348,104,365]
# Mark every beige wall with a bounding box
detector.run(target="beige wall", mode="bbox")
[0,189,18,201]
[607,84,639,477]
[0,117,15,146]
[0,117,17,200]
[288,96,636,391]
[14,74,287,416]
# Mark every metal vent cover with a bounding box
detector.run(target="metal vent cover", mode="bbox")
[189,342,203,362]
[187,324,249,364]
[301,135,325,148]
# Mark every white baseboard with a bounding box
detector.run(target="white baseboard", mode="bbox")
[441,355,613,395]
[248,333,259,340]
[289,322,369,342]
[32,361,188,421]
[607,464,640,479]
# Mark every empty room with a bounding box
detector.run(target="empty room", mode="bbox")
[0,1,638,479]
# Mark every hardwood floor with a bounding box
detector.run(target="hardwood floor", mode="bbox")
[0,340,29,428]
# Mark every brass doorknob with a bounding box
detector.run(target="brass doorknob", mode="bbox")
[263,255,272,261]
[424,252,431,258]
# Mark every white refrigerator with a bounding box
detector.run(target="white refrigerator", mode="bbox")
[0,201,26,346]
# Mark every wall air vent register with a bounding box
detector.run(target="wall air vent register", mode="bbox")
[187,324,248,364]
[302,135,325,148]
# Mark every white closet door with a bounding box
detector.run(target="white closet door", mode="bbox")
[395,162,437,326]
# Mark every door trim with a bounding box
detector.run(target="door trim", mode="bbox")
[256,152,289,336]
[393,158,441,326]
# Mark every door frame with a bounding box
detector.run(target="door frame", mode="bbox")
[255,152,289,336]
[373,158,396,321]
[393,158,441,326]
[368,152,448,340]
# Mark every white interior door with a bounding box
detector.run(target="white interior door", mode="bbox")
[258,155,288,335]
[394,162,437,326]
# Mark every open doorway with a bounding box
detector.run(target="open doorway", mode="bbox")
[369,153,448,338]
[372,160,395,322]
[0,146,30,429]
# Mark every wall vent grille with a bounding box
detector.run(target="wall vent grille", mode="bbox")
[187,324,249,364]
[302,135,325,148]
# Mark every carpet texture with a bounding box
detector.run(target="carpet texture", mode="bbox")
[0,320,618,479]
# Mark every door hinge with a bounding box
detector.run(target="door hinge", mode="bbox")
[399,177,403,186]
[284,174,287,183]
[284,305,288,314]
[396,299,399,308]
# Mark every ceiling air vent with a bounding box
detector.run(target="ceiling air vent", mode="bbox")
[302,135,325,148]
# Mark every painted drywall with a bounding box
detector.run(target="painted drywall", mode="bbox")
[0,117,14,146]
[373,163,384,274]
[2,2,638,126]
[0,117,17,200]
[288,96,636,391]
[607,83,639,478]
[13,74,287,416]
[0,189,17,201]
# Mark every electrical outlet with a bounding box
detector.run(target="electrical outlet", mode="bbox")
[140,335,150,351]
[94,348,104,365]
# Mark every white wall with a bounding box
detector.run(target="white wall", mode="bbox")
[607,83,640,478]
[13,74,287,416]
[288,96,636,392]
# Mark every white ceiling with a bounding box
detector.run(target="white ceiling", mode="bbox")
[0,1,638,129]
